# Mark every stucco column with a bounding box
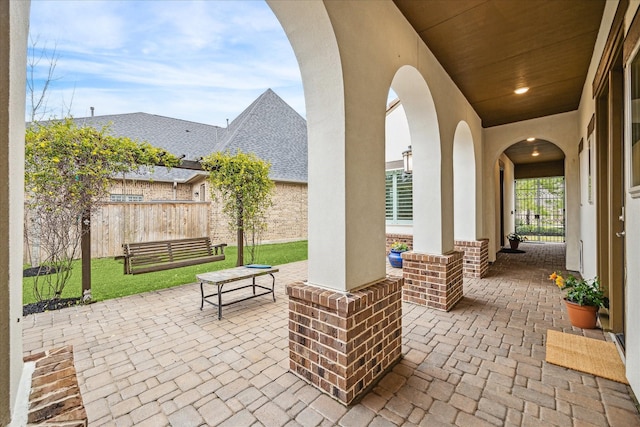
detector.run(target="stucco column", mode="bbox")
[270,0,407,405]
[0,1,29,424]
[307,137,387,291]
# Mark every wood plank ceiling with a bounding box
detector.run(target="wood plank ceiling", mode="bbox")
[392,0,606,164]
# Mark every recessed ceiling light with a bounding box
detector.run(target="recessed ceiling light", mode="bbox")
[532,150,540,157]
[515,87,529,95]
[527,137,535,142]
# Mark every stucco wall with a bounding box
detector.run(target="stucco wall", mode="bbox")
[576,1,618,281]
[501,154,516,247]
[0,1,29,424]
[579,137,598,278]
[385,101,411,163]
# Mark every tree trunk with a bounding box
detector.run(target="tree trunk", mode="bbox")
[236,198,244,267]
[81,210,91,296]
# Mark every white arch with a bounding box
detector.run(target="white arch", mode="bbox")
[483,112,579,267]
[453,121,477,241]
[390,65,443,254]
[270,1,392,290]
[268,1,354,289]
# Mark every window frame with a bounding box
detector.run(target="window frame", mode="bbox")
[385,168,413,225]
[110,194,144,202]
[626,33,640,198]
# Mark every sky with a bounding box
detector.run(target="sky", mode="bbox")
[27,0,305,127]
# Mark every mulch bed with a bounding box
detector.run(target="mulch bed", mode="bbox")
[23,266,60,277]
[23,298,82,316]
[23,265,83,316]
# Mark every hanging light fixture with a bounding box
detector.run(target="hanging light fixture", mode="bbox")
[402,145,413,174]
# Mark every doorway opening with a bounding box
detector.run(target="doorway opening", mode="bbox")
[514,177,565,242]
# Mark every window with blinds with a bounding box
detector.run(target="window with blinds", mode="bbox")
[110,194,144,202]
[385,169,413,224]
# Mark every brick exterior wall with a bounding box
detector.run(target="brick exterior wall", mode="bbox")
[208,180,308,245]
[385,233,413,253]
[402,251,464,311]
[108,179,193,201]
[287,278,403,405]
[454,239,489,278]
[24,346,87,426]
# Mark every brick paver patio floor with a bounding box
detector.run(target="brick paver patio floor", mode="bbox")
[23,243,640,426]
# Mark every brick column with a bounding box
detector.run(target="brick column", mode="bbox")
[402,251,464,311]
[287,277,403,405]
[454,239,489,278]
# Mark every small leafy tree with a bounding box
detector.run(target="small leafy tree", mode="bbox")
[25,118,179,301]
[202,150,274,266]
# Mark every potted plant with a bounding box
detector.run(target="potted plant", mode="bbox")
[388,242,409,268]
[506,232,526,249]
[549,272,608,329]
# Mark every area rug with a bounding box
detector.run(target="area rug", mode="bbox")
[545,329,628,384]
[499,248,525,254]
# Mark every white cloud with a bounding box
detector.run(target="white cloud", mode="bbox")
[27,0,304,125]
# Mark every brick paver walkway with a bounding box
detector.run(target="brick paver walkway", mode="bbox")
[23,243,640,426]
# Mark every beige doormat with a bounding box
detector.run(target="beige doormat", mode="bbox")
[545,329,628,384]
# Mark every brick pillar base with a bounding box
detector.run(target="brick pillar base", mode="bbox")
[454,239,489,278]
[402,251,464,311]
[286,278,403,405]
[24,346,87,426]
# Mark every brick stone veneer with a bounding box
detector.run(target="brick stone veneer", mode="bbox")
[287,278,403,405]
[454,239,489,278]
[385,233,413,253]
[402,251,464,311]
[24,346,87,426]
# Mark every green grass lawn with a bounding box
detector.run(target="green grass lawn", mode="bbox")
[23,240,307,305]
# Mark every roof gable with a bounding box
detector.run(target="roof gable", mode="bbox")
[214,89,307,182]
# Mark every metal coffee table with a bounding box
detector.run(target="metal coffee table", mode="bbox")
[197,266,278,319]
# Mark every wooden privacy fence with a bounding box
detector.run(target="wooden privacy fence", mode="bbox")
[92,202,211,258]
[24,202,211,263]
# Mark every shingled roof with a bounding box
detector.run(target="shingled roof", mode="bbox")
[215,89,307,182]
[71,89,307,183]
[77,113,224,161]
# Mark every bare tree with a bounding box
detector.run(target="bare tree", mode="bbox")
[24,37,77,268]
[24,36,63,268]
[27,36,62,122]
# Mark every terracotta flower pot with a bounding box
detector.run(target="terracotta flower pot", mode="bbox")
[564,298,599,329]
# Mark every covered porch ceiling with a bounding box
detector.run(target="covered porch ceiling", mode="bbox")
[393,0,606,164]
